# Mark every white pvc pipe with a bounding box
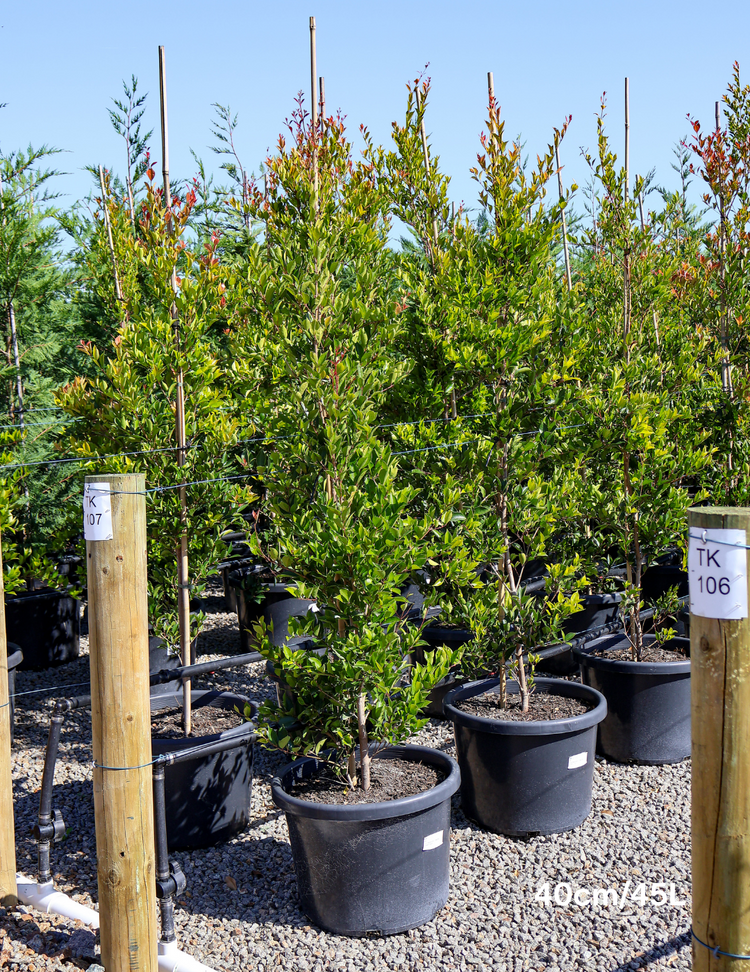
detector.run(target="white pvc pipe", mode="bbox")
[158,939,218,972]
[16,875,217,972]
[16,876,100,927]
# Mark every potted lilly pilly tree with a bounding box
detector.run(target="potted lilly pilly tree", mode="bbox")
[59,176,257,848]
[438,96,608,837]
[233,101,471,936]
[571,106,713,765]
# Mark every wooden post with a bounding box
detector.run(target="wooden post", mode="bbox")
[0,535,18,907]
[309,16,319,211]
[87,473,157,972]
[159,45,192,734]
[690,506,750,970]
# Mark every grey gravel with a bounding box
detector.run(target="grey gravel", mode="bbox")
[7,584,693,971]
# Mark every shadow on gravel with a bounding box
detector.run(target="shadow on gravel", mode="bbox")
[608,930,691,970]
[174,832,303,929]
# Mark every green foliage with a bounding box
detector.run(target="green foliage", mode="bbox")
[58,181,251,648]
[233,102,473,786]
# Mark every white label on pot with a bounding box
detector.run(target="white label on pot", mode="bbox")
[83,483,113,541]
[689,528,748,620]
[568,752,588,769]
[423,830,444,851]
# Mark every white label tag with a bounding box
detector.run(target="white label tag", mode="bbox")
[83,483,113,541]
[689,528,748,620]
[568,752,588,769]
[423,830,444,851]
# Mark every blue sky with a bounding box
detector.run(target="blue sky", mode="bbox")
[1,0,747,223]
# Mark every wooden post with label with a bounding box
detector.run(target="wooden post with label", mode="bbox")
[85,473,157,972]
[689,506,750,970]
[0,534,18,906]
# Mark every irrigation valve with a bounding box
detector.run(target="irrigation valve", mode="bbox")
[688,528,748,620]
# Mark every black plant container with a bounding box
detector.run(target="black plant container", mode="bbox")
[228,567,301,652]
[6,589,80,671]
[537,593,622,676]
[444,677,607,837]
[272,744,461,936]
[6,644,22,745]
[148,639,183,697]
[414,625,474,719]
[573,634,690,765]
[151,689,256,850]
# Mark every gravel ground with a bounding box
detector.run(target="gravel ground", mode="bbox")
[3,588,693,971]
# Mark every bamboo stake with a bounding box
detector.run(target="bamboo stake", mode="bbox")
[319,76,325,123]
[555,142,572,292]
[638,191,661,347]
[87,473,157,972]
[690,505,750,971]
[98,166,123,307]
[0,174,25,433]
[415,87,439,252]
[309,17,319,212]
[0,534,17,907]
[716,100,733,399]
[159,45,192,735]
[623,77,631,347]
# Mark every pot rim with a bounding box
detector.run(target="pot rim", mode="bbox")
[444,676,607,735]
[271,743,460,822]
[572,634,691,675]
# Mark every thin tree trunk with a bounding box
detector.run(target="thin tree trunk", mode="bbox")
[357,693,370,791]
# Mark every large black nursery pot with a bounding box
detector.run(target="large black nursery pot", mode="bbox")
[6,588,80,671]
[151,689,256,850]
[6,644,22,745]
[573,634,690,765]
[537,593,622,676]
[272,744,461,937]
[444,677,607,837]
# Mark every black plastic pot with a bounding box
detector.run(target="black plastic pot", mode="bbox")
[228,567,301,651]
[7,644,22,745]
[148,639,183,697]
[537,593,622,676]
[414,625,474,719]
[6,589,80,671]
[444,677,607,836]
[641,564,689,603]
[151,689,257,850]
[573,634,690,765]
[272,744,460,936]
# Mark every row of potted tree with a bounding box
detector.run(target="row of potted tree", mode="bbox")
[5,63,750,937]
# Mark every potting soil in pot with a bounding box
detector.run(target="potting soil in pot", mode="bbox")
[150,704,244,738]
[597,642,689,663]
[454,691,593,722]
[291,757,444,805]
